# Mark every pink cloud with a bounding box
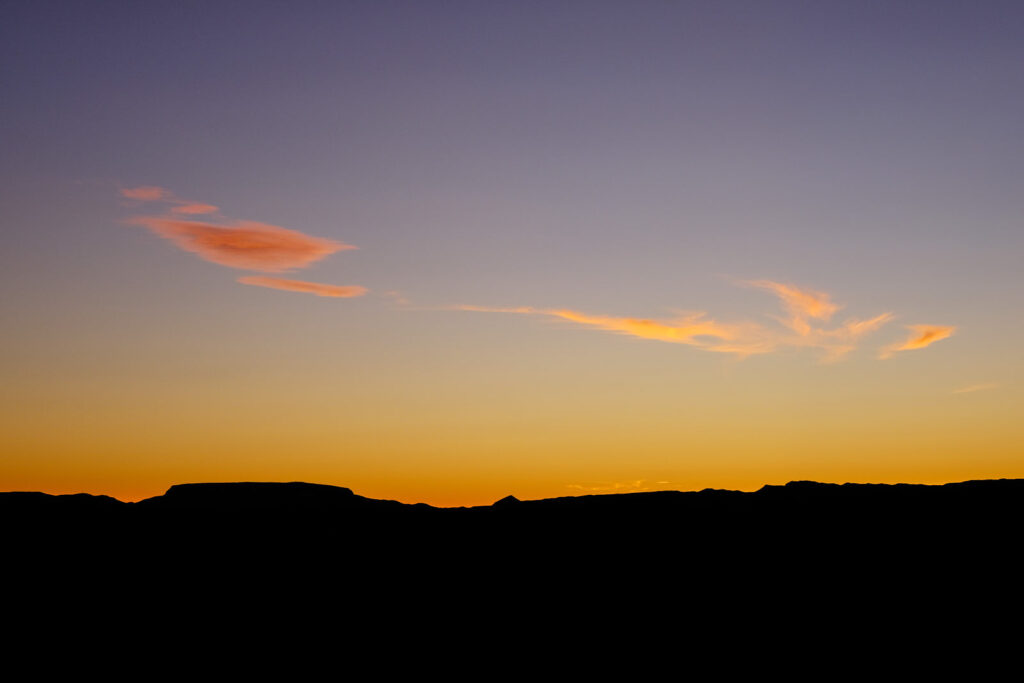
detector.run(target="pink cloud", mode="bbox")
[171,203,219,215]
[120,186,170,201]
[237,276,367,298]
[128,216,355,272]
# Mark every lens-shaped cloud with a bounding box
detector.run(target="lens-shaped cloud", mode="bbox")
[237,276,367,298]
[122,186,366,297]
[128,215,354,272]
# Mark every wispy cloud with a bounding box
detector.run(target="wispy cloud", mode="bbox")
[238,276,367,298]
[122,186,366,297]
[952,382,997,394]
[880,324,956,359]
[121,185,215,213]
[742,280,895,360]
[567,480,653,493]
[457,281,951,362]
[746,280,840,334]
[381,290,412,306]
[460,281,906,360]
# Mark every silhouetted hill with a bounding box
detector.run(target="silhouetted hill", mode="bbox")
[8,479,1021,617]
[7,478,1022,543]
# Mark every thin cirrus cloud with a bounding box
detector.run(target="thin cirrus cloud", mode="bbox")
[122,186,365,296]
[238,276,367,298]
[745,280,839,330]
[566,480,653,493]
[952,382,998,394]
[879,325,956,359]
[460,281,944,362]
[459,305,751,349]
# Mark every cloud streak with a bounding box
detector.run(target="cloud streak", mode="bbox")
[459,305,770,354]
[566,480,654,493]
[237,276,367,298]
[952,382,998,394]
[459,281,947,362]
[880,325,955,359]
[121,185,217,213]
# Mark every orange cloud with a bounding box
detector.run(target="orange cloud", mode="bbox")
[747,280,842,336]
[238,276,367,298]
[459,304,772,356]
[171,203,219,215]
[880,325,956,359]
[547,309,742,346]
[120,186,170,201]
[128,216,354,272]
[747,280,839,320]
[798,312,896,361]
[459,282,902,361]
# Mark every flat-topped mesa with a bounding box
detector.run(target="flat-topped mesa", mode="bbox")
[139,481,372,512]
[164,481,355,499]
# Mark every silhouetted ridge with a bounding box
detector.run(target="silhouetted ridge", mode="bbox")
[0,491,123,511]
[6,479,1022,543]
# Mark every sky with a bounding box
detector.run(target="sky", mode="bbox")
[2,1,1022,505]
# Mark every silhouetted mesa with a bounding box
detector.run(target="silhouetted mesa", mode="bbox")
[6,479,1021,542]
[7,478,1023,600]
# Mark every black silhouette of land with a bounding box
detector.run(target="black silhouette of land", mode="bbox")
[7,479,1021,615]
[7,479,1021,556]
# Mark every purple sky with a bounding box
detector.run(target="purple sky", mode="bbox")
[2,1,1022,502]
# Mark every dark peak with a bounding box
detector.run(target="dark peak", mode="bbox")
[493,495,520,506]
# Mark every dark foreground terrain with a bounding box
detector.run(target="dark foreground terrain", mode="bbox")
[6,479,1022,628]
[6,478,1022,554]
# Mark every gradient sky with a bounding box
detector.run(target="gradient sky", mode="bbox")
[2,1,1022,505]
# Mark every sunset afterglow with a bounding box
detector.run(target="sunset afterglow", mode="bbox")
[2,2,1021,505]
